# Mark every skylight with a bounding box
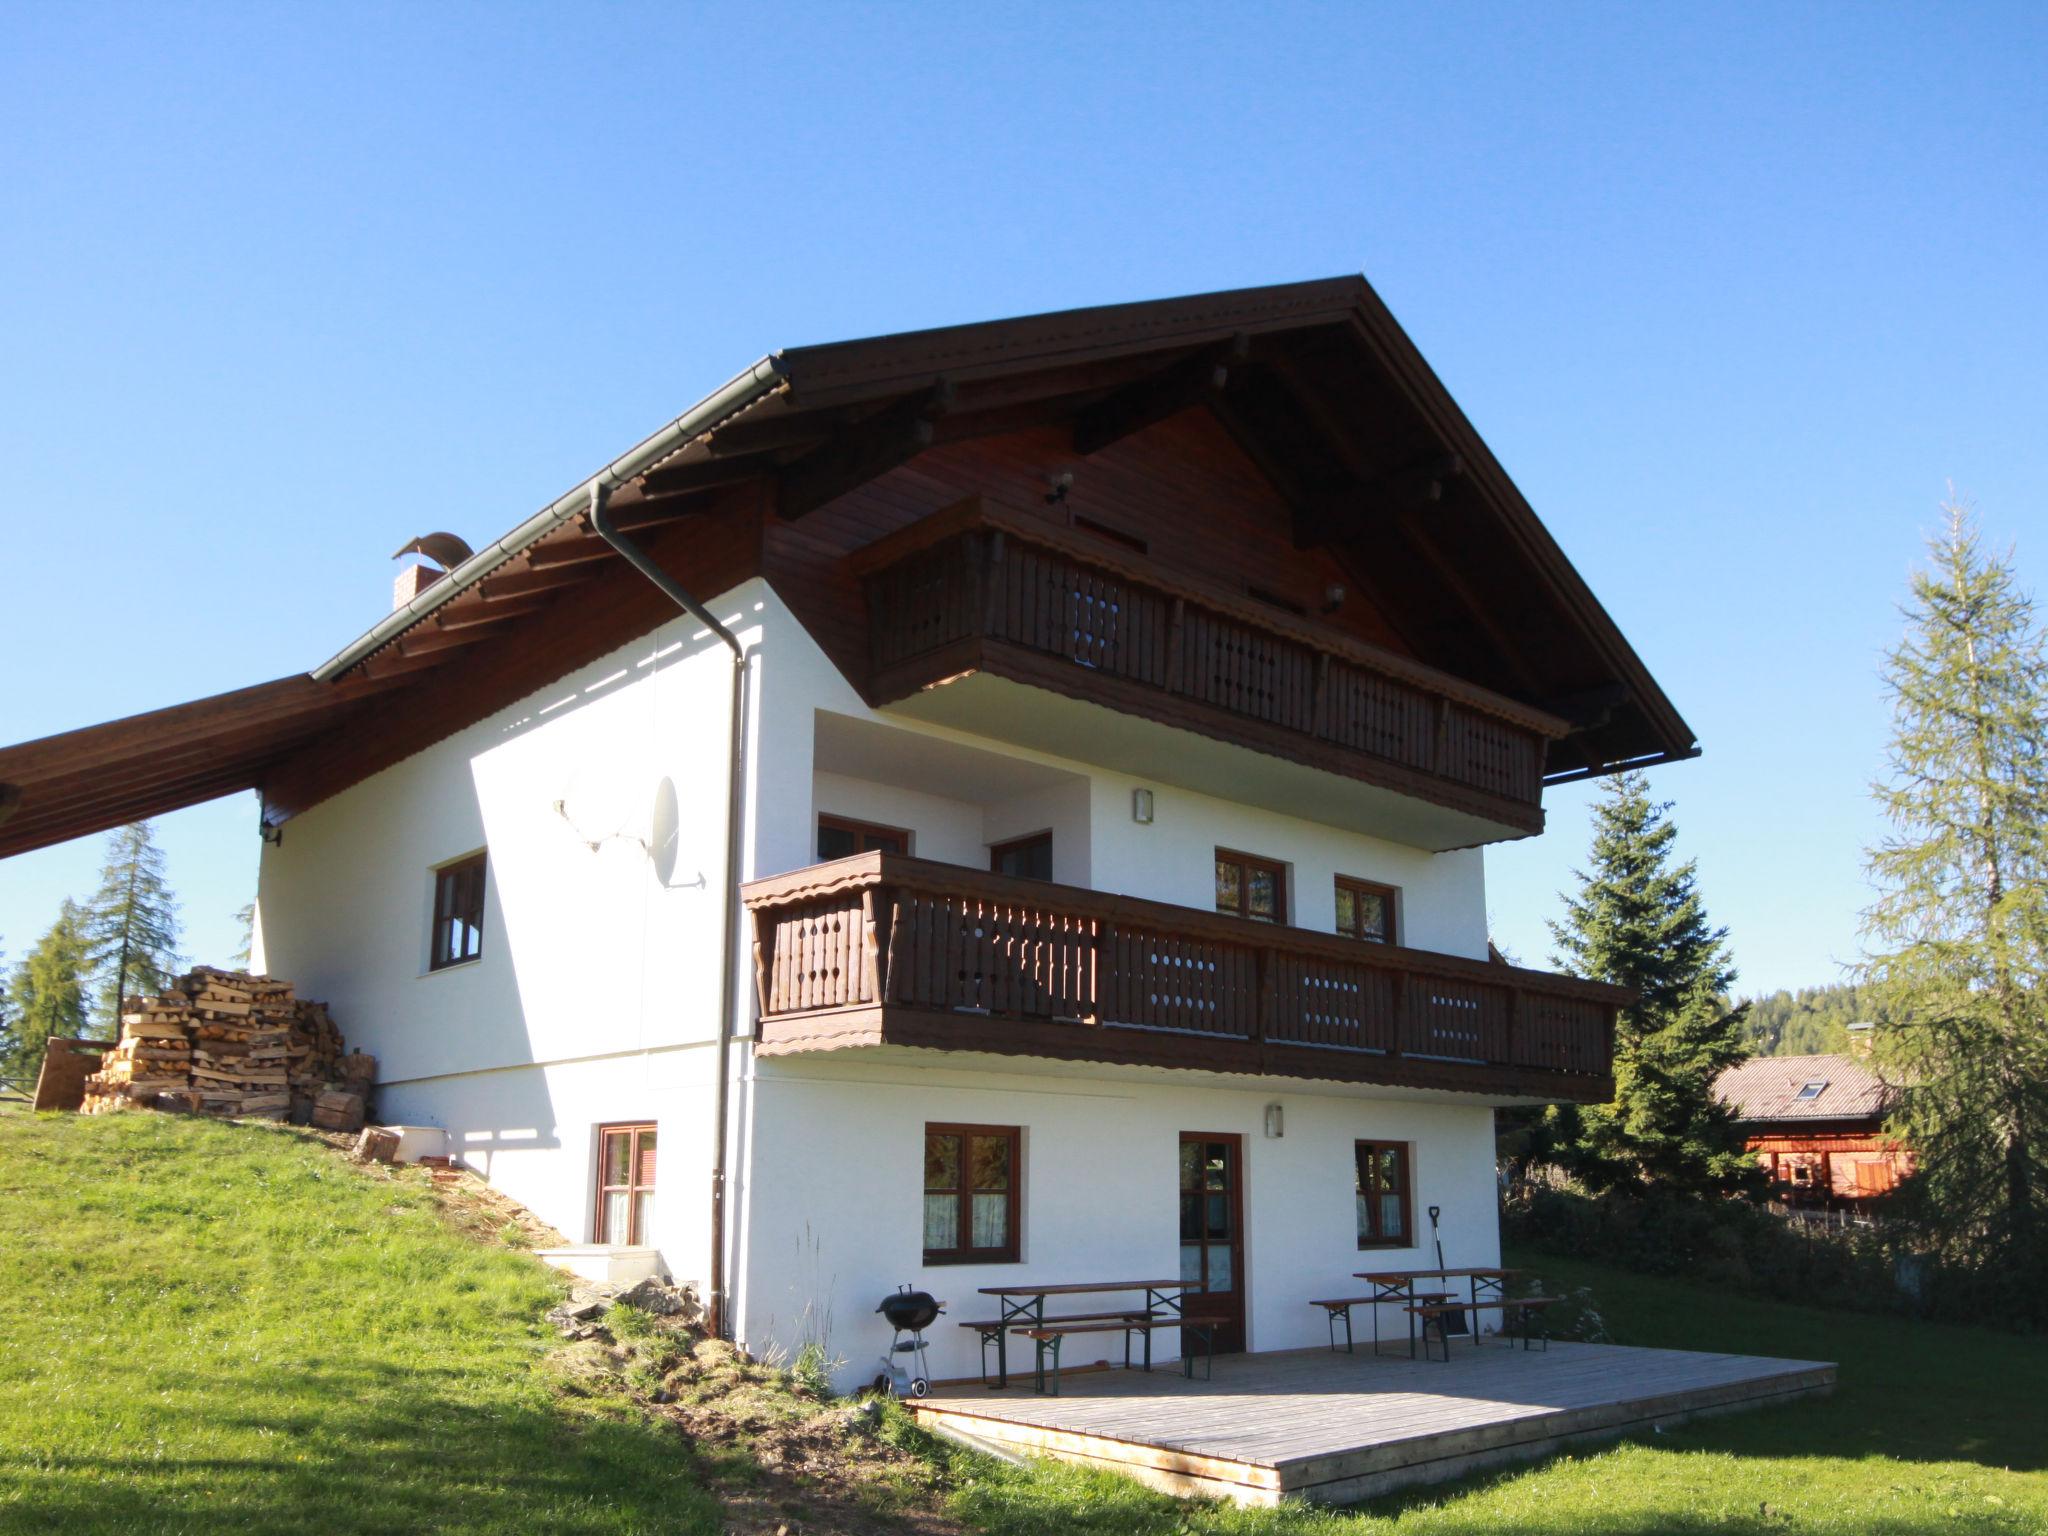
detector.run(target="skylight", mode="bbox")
[1795,1081,1828,1101]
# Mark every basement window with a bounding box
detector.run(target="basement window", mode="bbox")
[595,1123,657,1245]
[429,852,487,970]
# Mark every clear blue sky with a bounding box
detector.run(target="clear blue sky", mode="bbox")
[3,3,2043,998]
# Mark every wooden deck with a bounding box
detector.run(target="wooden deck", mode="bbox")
[909,1340,1835,1506]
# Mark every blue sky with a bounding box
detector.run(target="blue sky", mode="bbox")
[2,3,2042,997]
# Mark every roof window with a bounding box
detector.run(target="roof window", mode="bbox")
[1795,1080,1828,1101]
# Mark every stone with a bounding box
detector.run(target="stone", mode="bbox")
[612,1277,700,1321]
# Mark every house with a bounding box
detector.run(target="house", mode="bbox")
[1715,1050,1909,1207]
[0,277,1694,1384]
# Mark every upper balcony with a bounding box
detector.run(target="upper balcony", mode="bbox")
[850,500,1572,851]
[743,852,1625,1103]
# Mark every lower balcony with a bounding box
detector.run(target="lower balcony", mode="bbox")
[743,853,1624,1102]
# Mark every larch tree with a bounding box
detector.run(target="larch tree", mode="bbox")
[2,901,92,1087]
[1861,499,2048,1283]
[83,821,181,1038]
[1544,771,1757,1197]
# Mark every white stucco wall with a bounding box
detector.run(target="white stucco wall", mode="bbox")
[734,1053,1501,1387]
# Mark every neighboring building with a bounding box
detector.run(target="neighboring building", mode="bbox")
[1715,1051,1909,1207]
[0,277,1696,1385]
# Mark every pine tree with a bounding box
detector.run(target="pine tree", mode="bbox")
[2,902,92,1088]
[1545,772,1757,1196]
[82,821,181,1038]
[1861,500,2048,1283]
[231,902,255,970]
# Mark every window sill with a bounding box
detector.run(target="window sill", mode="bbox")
[421,957,483,980]
[923,1253,1022,1267]
[1356,1240,1415,1251]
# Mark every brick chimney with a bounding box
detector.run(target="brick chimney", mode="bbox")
[393,562,445,610]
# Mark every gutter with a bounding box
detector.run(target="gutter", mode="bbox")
[587,484,749,1341]
[310,356,786,681]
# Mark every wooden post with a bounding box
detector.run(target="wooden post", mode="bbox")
[749,907,774,1018]
[1503,987,1520,1067]
[881,888,906,1006]
[859,888,882,1005]
[1253,945,1273,1044]
[1311,653,1331,739]
[1165,596,1187,694]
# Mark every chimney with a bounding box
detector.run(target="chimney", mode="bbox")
[393,562,445,611]
[1845,1021,1875,1060]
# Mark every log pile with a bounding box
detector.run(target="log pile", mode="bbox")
[81,967,375,1128]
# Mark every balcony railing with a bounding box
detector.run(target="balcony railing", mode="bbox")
[852,501,1571,837]
[744,853,1624,1101]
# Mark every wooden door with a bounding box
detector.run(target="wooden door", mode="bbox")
[1178,1132,1246,1353]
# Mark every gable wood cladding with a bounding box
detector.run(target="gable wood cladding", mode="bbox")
[0,277,1694,859]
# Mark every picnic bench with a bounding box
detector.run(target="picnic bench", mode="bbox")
[1351,1267,1528,1357]
[1407,1296,1559,1362]
[969,1280,1212,1392]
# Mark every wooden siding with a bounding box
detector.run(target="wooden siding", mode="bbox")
[744,852,1623,1101]
[853,500,1565,831]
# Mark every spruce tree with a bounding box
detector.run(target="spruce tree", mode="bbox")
[82,821,181,1038]
[1545,772,1757,1196]
[1861,500,2048,1282]
[2,902,92,1087]
[231,902,255,970]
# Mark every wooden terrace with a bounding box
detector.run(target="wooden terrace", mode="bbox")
[744,852,1627,1101]
[910,1340,1836,1507]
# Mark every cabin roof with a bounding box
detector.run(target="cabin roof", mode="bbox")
[0,276,1696,858]
[1714,1053,1894,1125]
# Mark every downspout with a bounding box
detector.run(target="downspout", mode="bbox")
[587,482,748,1338]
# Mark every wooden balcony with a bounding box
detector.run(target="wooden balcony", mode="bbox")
[852,501,1572,845]
[744,854,1624,1102]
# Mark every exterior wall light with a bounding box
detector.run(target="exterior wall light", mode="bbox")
[1264,1102,1285,1139]
[1132,788,1154,824]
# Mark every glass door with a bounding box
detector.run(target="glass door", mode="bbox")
[1178,1132,1246,1353]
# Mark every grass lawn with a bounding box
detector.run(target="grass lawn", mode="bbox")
[913,1245,2048,1536]
[4,1106,2043,1536]
[0,1108,725,1535]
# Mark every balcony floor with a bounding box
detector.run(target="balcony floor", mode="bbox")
[910,1339,1834,1506]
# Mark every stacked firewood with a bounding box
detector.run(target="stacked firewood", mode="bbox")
[81,967,376,1128]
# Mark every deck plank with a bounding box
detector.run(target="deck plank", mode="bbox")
[911,1341,1835,1505]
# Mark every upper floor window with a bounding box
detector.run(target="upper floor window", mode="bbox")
[817,814,910,861]
[430,852,487,970]
[1335,877,1397,945]
[990,832,1053,881]
[1215,849,1285,924]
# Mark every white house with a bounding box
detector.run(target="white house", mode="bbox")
[0,278,1691,1387]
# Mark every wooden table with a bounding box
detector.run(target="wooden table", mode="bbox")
[1353,1268,1527,1356]
[977,1279,1198,1389]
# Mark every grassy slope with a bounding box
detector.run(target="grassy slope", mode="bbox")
[0,1109,723,1536]
[911,1246,2048,1536]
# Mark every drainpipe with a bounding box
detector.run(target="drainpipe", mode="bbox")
[587,482,748,1339]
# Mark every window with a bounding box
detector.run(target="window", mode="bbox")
[430,853,487,970]
[1335,877,1397,945]
[1355,1140,1411,1248]
[990,832,1053,881]
[1795,1080,1828,1101]
[595,1123,657,1245]
[1245,584,1308,617]
[923,1124,1020,1264]
[817,814,910,861]
[1215,849,1286,924]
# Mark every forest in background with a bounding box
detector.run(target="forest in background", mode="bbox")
[1739,981,1883,1057]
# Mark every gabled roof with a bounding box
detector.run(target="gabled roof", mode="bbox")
[1714,1053,1895,1125]
[0,276,1697,859]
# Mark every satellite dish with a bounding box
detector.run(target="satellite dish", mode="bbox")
[650,777,681,887]
[390,532,475,571]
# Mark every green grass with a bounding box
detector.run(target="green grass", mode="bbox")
[0,1109,725,1535]
[6,1108,2044,1536]
[898,1245,2048,1536]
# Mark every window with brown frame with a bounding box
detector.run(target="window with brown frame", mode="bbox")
[989,831,1053,881]
[817,814,911,861]
[1335,876,1397,945]
[430,852,487,970]
[595,1123,657,1245]
[1215,849,1286,924]
[1355,1140,1412,1248]
[923,1123,1021,1264]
